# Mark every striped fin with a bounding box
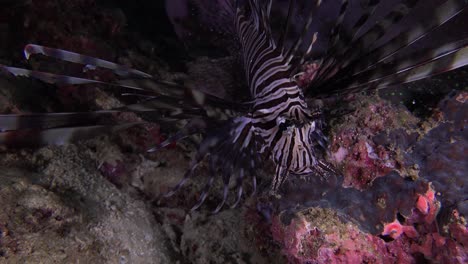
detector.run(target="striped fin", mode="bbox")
[0,64,206,108]
[278,0,295,52]
[315,0,420,85]
[325,0,350,55]
[341,43,468,92]
[315,0,350,79]
[0,111,117,131]
[1,40,256,212]
[0,65,150,91]
[349,0,381,40]
[24,44,152,78]
[344,0,467,77]
[0,93,231,148]
[258,0,274,41]
[1,43,244,148]
[0,123,139,147]
[306,0,468,97]
[0,107,152,147]
[0,63,190,99]
[0,85,241,147]
[346,39,468,86]
[284,0,322,65]
[8,43,216,99]
[147,119,207,152]
[2,44,243,117]
[190,158,216,211]
[162,116,259,212]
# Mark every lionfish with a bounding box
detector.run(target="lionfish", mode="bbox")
[0,0,467,213]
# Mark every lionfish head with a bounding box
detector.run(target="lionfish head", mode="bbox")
[265,107,328,192]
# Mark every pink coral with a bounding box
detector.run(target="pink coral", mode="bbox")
[272,184,467,263]
[382,219,418,240]
[271,208,414,264]
[330,97,418,190]
[340,140,396,190]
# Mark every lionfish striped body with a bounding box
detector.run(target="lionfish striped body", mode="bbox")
[235,1,332,191]
[1,0,467,212]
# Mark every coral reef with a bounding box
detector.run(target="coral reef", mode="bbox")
[0,0,467,263]
[0,151,172,263]
[410,91,468,217]
[271,203,467,264]
[0,1,273,263]
[329,96,419,190]
[270,90,468,263]
[271,207,414,264]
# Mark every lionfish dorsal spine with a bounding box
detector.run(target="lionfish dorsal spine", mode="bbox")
[347,0,468,77]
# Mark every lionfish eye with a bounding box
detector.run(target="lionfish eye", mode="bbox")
[278,119,293,132]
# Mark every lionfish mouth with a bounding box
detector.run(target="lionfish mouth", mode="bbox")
[0,0,467,214]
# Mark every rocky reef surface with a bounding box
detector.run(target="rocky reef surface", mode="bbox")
[272,90,467,263]
[0,1,467,263]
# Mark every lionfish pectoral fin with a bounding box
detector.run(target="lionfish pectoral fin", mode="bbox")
[1,43,245,149]
[162,162,199,199]
[0,111,121,131]
[0,44,241,113]
[270,165,287,195]
[311,0,468,95]
[312,0,350,82]
[342,43,468,93]
[0,120,140,147]
[313,160,340,181]
[284,0,321,65]
[1,65,113,86]
[165,116,257,212]
[0,110,146,147]
[230,167,246,209]
[1,44,158,97]
[147,118,207,153]
[209,116,258,212]
[315,0,420,85]
[348,0,468,78]
[0,63,155,99]
[213,184,230,214]
[190,158,217,211]
[24,44,152,78]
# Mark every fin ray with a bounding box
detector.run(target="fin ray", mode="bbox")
[24,44,152,78]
